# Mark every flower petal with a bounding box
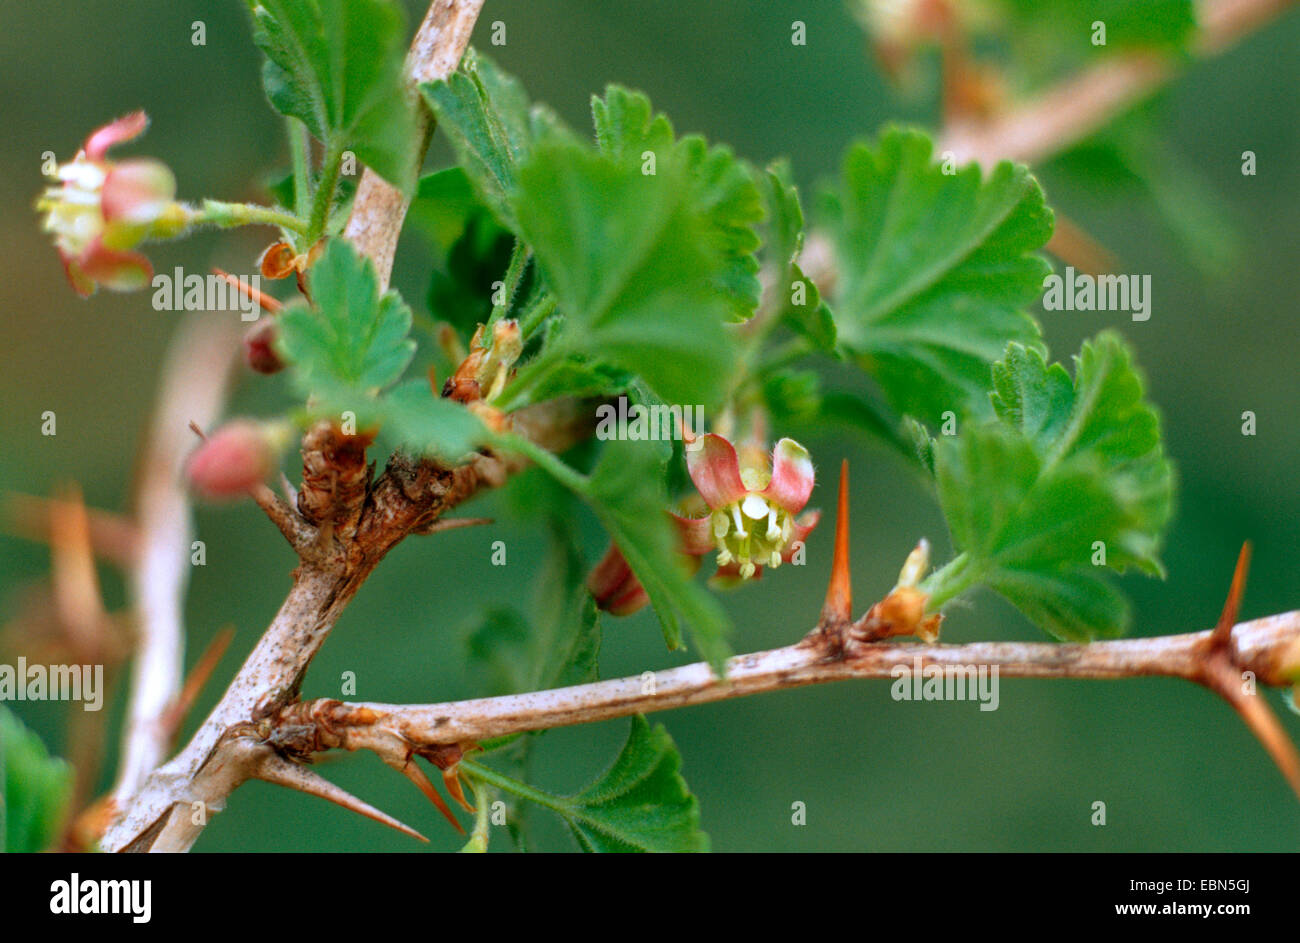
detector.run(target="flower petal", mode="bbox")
[59,251,96,298]
[780,509,822,562]
[76,239,152,292]
[101,159,175,225]
[606,580,650,617]
[587,541,649,616]
[761,438,815,514]
[84,110,148,161]
[709,560,764,589]
[685,433,747,509]
[668,512,714,556]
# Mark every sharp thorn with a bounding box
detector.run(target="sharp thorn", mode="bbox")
[443,766,476,814]
[1203,657,1300,802]
[1210,541,1252,648]
[49,483,108,655]
[390,756,466,835]
[161,625,236,743]
[819,459,852,629]
[254,753,429,843]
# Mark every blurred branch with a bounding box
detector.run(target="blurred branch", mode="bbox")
[938,0,1293,166]
[112,311,242,806]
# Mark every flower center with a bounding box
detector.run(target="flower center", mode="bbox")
[709,494,795,580]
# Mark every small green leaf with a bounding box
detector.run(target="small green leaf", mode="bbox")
[757,161,838,349]
[1,706,73,853]
[379,380,489,463]
[923,332,1175,640]
[821,127,1051,424]
[593,86,764,321]
[467,715,710,853]
[277,239,416,406]
[420,49,540,229]
[507,137,737,408]
[245,0,418,192]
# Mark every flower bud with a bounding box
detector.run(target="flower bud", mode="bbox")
[587,541,650,617]
[185,420,288,499]
[243,319,285,374]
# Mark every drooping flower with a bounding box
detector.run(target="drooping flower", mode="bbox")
[37,111,186,296]
[672,434,821,583]
[588,432,821,617]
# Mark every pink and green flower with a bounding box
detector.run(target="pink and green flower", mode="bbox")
[589,433,821,616]
[673,434,820,583]
[37,111,185,296]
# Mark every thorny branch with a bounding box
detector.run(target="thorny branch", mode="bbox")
[268,475,1300,839]
[102,0,491,853]
[101,0,1300,852]
[277,610,1300,797]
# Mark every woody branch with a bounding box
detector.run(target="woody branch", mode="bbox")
[279,610,1300,774]
[101,0,489,853]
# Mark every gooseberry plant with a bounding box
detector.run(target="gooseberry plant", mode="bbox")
[12,0,1300,853]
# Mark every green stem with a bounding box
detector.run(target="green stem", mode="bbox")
[518,294,557,340]
[492,429,589,493]
[920,552,982,612]
[461,759,569,817]
[198,200,307,234]
[305,142,345,245]
[485,239,531,331]
[288,119,312,220]
[458,782,494,853]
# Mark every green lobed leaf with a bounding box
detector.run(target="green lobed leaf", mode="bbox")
[1,706,73,853]
[507,136,738,409]
[923,332,1175,640]
[759,161,837,350]
[821,127,1052,426]
[277,239,416,405]
[245,0,418,192]
[592,86,764,321]
[408,168,519,339]
[469,715,710,853]
[420,49,547,230]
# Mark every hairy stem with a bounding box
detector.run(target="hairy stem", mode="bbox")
[305,143,344,245]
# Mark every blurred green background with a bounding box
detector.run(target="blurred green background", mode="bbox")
[2,0,1298,851]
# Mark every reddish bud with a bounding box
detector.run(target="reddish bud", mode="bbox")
[587,541,650,616]
[243,319,284,374]
[185,420,285,499]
